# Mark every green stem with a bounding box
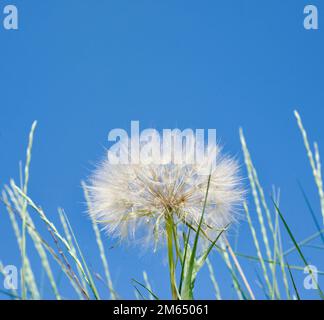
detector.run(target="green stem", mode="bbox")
[165,214,178,300]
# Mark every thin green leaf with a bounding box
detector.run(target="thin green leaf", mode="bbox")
[272,199,324,299]
[131,278,159,300]
[287,263,300,300]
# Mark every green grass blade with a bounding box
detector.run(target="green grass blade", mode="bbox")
[181,174,211,300]
[179,228,191,294]
[131,278,159,300]
[165,214,179,300]
[132,285,146,300]
[275,209,291,299]
[287,263,300,300]
[196,227,227,270]
[272,199,324,299]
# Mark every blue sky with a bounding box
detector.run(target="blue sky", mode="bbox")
[0,0,323,299]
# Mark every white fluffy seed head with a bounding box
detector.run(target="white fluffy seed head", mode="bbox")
[86,138,244,248]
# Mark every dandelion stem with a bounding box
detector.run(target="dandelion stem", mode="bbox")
[165,214,179,300]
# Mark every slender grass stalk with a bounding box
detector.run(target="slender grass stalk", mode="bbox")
[276,222,291,299]
[47,223,90,300]
[206,258,222,300]
[271,188,289,299]
[223,237,256,300]
[134,289,141,300]
[13,184,97,298]
[303,244,324,250]
[255,176,281,299]
[284,229,324,256]
[143,271,154,300]
[21,121,37,299]
[315,143,324,214]
[271,204,279,299]
[58,209,88,299]
[240,129,273,264]
[1,191,40,299]
[5,184,61,300]
[240,129,282,299]
[29,213,89,298]
[82,182,116,300]
[4,185,90,298]
[61,210,101,300]
[295,111,324,224]
[244,202,273,297]
[231,252,324,274]
[218,243,245,300]
[4,193,90,298]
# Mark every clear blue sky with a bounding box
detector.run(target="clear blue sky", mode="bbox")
[0,0,323,299]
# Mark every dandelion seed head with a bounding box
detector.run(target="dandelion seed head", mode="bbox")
[87,137,244,247]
